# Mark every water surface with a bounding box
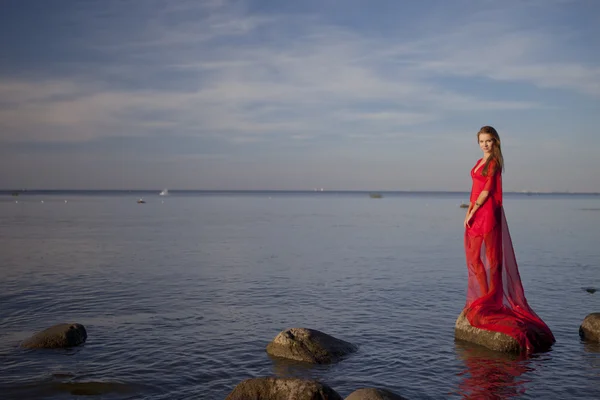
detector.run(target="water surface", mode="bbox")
[1,191,599,399]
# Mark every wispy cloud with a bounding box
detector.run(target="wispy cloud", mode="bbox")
[0,0,598,190]
[0,7,547,142]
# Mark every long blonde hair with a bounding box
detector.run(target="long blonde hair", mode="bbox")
[477,126,504,176]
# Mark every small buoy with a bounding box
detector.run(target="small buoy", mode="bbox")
[64,200,67,203]
[41,200,44,203]
[15,200,18,203]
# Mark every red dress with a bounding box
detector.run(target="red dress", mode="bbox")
[464,158,555,352]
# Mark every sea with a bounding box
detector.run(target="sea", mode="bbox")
[1,190,599,399]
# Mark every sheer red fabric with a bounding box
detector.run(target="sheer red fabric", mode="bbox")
[464,159,555,352]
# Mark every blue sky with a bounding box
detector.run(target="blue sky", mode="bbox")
[0,0,599,191]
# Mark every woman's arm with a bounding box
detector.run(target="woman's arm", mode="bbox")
[474,190,490,208]
[464,172,495,228]
[471,161,497,210]
[464,200,477,228]
[465,160,498,228]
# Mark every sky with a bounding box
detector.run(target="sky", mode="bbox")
[0,0,599,192]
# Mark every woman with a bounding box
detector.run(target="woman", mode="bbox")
[463,126,555,353]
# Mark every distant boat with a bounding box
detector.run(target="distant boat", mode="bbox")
[369,193,383,199]
[459,203,469,208]
[159,189,169,196]
[137,199,146,204]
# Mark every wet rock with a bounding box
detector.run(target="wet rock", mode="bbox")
[454,311,521,353]
[225,377,342,400]
[21,323,87,349]
[266,328,357,364]
[345,388,408,400]
[579,313,600,342]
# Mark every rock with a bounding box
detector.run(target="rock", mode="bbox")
[454,311,521,353]
[225,377,342,400]
[266,328,357,364]
[21,323,87,349]
[579,313,600,342]
[345,388,408,400]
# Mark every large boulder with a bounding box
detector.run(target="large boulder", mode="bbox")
[345,388,408,400]
[579,313,600,341]
[266,328,357,364]
[21,323,87,349]
[225,377,342,400]
[454,311,521,353]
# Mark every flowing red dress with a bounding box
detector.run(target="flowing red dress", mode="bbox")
[464,158,555,353]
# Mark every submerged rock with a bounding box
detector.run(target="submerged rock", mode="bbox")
[454,311,521,353]
[579,313,600,342]
[21,323,87,349]
[266,328,357,364]
[345,388,408,400]
[225,377,342,400]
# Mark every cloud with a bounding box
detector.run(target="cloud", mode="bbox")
[410,25,600,96]
[0,0,597,188]
[0,5,551,147]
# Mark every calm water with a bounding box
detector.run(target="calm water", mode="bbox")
[1,191,599,400]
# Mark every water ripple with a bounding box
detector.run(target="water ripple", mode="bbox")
[1,194,600,399]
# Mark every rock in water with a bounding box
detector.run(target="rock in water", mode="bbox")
[266,328,357,364]
[21,323,87,349]
[454,311,521,353]
[225,377,342,400]
[345,388,408,400]
[579,313,600,342]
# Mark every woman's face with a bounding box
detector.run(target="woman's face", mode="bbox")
[478,133,495,155]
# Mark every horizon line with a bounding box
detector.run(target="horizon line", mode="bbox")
[2,189,599,195]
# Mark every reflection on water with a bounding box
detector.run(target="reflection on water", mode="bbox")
[583,341,600,372]
[268,353,335,379]
[454,341,534,399]
[269,354,319,376]
[2,192,600,398]
[1,378,147,399]
[583,341,600,354]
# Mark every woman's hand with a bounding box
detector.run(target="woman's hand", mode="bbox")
[464,211,474,228]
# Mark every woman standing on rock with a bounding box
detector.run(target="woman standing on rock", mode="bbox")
[463,125,555,353]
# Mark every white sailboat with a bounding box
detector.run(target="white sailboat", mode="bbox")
[159,189,169,196]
